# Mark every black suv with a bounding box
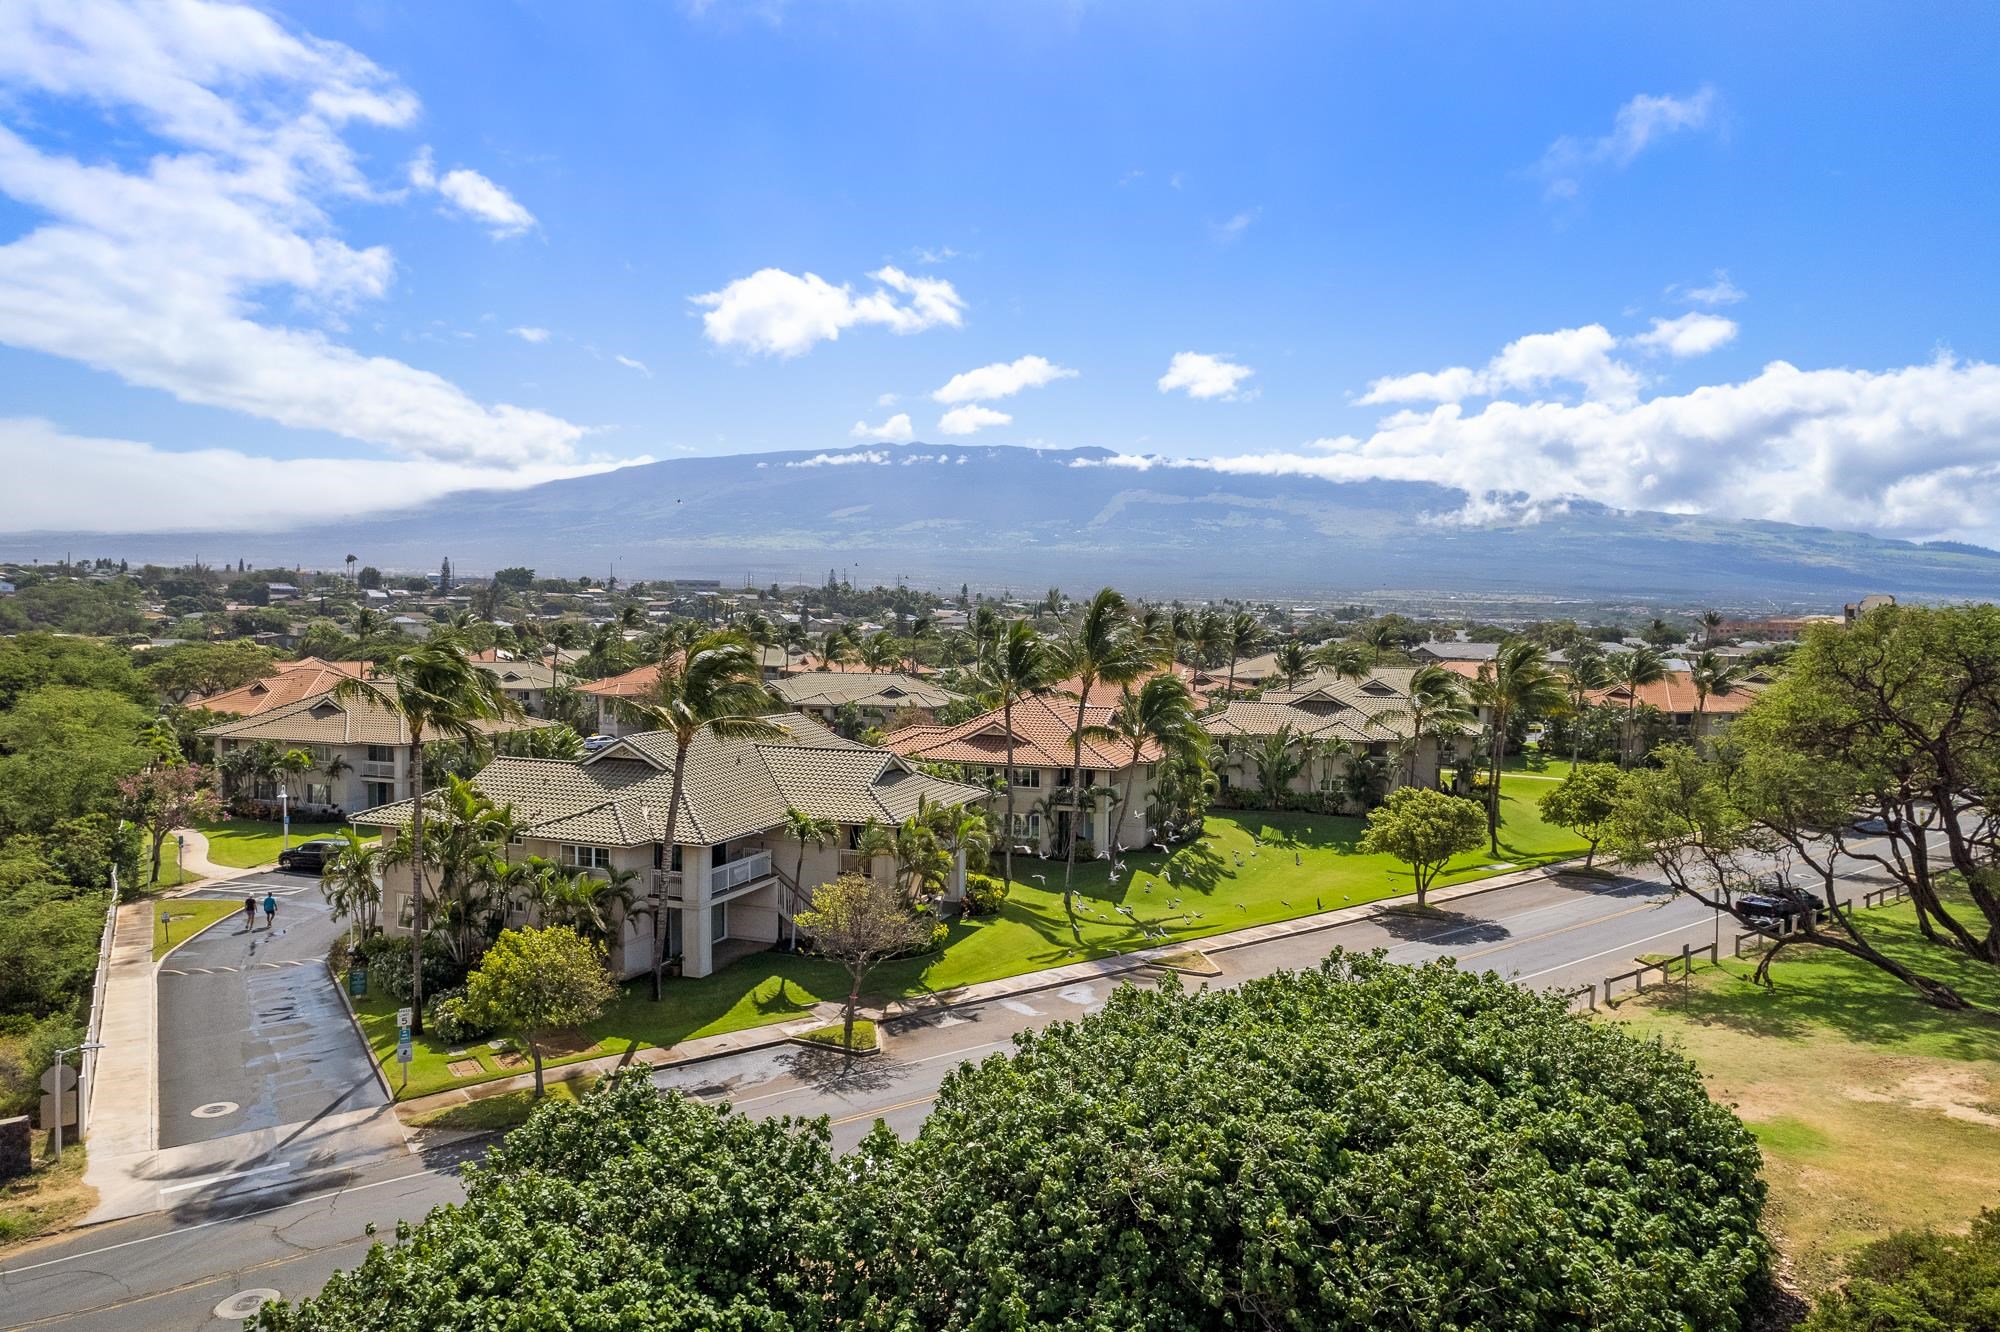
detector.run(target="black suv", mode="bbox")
[277,839,342,873]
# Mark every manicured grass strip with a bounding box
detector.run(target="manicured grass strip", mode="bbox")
[406,1080,585,1133]
[192,819,362,869]
[1605,897,2000,1292]
[152,897,244,960]
[795,1020,877,1052]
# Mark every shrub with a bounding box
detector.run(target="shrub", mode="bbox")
[425,987,494,1046]
[961,872,1009,917]
[260,956,1770,1331]
[1799,1208,2000,1331]
[355,934,464,1002]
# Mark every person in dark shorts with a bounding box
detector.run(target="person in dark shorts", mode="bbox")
[262,893,278,929]
[243,895,257,930]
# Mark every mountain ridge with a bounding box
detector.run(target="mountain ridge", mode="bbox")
[6,442,1997,603]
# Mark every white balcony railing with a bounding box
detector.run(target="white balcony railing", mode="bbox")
[360,762,396,779]
[710,850,772,896]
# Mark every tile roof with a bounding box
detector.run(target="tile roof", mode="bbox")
[199,682,545,746]
[1046,664,1211,708]
[195,657,366,717]
[884,689,1161,770]
[576,661,664,700]
[1590,671,1764,715]
[772,672,960,711]
[352,712,987,847]
[1203,667,1427,744]
[473,659,575,692]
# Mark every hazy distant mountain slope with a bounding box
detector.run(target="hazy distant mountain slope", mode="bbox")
[9,443,1998,601]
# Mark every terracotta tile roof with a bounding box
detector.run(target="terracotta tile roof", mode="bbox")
[576,661,662,700]
[1590,671,1764,715]
[884,689,1161,771]
[1046,664,1211,709]
[352,712,986,846]
[772,672,960,712]
[199,682,545,746]
[195,657,366,717]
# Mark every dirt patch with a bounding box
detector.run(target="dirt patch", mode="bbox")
[1845,1067,2000,1127]
[446,1058,483,1078]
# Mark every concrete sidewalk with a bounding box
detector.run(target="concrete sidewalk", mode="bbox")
[394,856,1583,1121]
[165,825,260,887]
[81,900,164,1222]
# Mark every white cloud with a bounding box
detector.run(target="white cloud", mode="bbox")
[0,0,592,471]
[931,354,1077,404]
[1632,312,1737,358]
[1210,208,1260,243]
[613,353,652,376]
[1536,87,1720,198]
[1,418,634,533]
[1085,354,2000,548]
[691,264,965,357]
[786,449,889,468]
[876,391,900,407]
[1158,351,1255,401]
[938,405,1011,435]
[510,326,550,343]
[1672,269,1747,306]
[850,412,914,442]
[408,148,536,238]
[911,245,958,265]
[1359,325,1642,406]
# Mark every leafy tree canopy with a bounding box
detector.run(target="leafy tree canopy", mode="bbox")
[261,956,1769,1331]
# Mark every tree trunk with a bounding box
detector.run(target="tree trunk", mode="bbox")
[652,738,690,1001]
[150,829,167,886]
[1116,736,1143,856]
[530,1040,545,1097]
[1002,697,1018,891]
[1486,711,1506,855]
[1584,836,1599,870]
[843,980,860,1066]
[1226,653,1238,700]
[408,733,427,1037]
[1062,684,1089,943]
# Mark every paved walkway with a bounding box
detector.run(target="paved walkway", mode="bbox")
[81,901,163,1222]
[166,825,259,886]
[393,858,1581,1121]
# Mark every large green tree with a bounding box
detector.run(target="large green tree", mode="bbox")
[1359,785,1487,906]
[972,619,1051,890]
[463,926,614,1097]
[1470,639,1567,853]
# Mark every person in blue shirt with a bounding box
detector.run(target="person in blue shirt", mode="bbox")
[262,892,278,930]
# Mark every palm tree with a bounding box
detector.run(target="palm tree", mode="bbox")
[780,806,839,948]
[816,627,854,672]
[1049,589,1154,937]
[971,605,1000,656]
[1469,640,1566,854]
[319,828,384,940]
[1082,673,1203,852]
[545,619,584,667]
[1191,609,1227,679]
[1376,663,1475,787]
[1273,638,1311,690]
[1559,646,1612,767]
[1167,607,1195,667]
[861,631,901,673]
[583,623,632,679]
[1223,611,1263,698]
[781,622,810,672]
[1309,640,1376,683]
[332,635,521,1035]
[1688,649,1744,737]
[1610,645,1667,767]
[1700,609,1725,646]
[1251,726,1307,807]
[349,607,383,668]
[973,620,1050,891]
[344,553,357,583]
[615,632,785,999]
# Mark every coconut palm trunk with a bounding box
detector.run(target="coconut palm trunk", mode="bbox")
[653,745,689,1001]
[1002,694,1020,888]
[1063,686,1090,934]
[405,727,429,1034]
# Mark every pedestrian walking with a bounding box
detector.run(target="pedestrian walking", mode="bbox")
[262,892,278,930]
[242,895,257,930]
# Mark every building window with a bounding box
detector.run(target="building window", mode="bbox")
[1011,811,1041,839]
[1318,773,1341,793]
[366,744,394,763]
[1008,768,1041,789]
[560,845,612,871]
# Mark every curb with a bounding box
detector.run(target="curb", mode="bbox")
[330,963,399,1104]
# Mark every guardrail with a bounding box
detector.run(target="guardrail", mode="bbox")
[78,881,119,1138]
[710,850,773,896]
[1604,941,1717,1004]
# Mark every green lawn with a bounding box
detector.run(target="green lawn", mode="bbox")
[152,897,243,959]
[369,779,1586,1099]
[193,819,359,869]
[405,1080,585,1133]
[1607,898,2000,1293]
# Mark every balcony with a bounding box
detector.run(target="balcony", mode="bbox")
[360,762,396,779]
[651,869,685,903]
[710,850,773,897]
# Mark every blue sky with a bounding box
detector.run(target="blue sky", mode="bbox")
[4,1,2000,542]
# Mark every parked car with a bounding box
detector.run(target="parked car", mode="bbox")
[277,839,342,873]
[1735,893,1825,929]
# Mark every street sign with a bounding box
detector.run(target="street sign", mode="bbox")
[40,1064,77,1095]
[396,1037,413,1065]
[396,1007,413,1028]
[348,966,368,997]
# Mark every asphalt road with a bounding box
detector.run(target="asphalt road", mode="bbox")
[157,873,383,1151]
[0,852,1901,1329]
